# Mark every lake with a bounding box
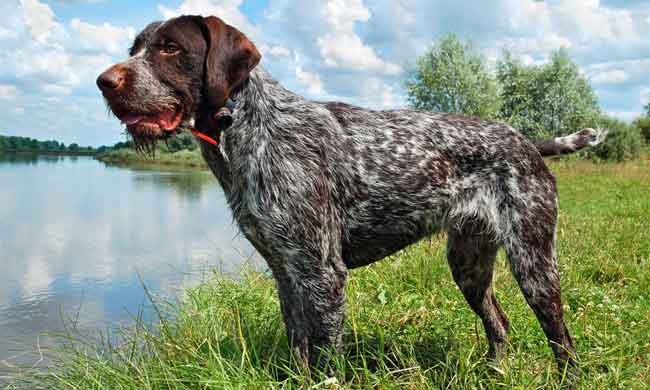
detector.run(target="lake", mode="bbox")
[0,153,259,376]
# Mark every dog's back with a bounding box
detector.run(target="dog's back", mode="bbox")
[307,102,552,268]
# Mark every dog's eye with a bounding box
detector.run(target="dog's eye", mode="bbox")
[161,42,181,55]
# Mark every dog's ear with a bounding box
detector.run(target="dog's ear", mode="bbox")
[195,16,261,109]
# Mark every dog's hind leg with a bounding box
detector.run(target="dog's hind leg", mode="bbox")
[501,203,577,379]
[446,221,510,361]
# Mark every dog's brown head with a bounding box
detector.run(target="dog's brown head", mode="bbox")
[96,15,261,152]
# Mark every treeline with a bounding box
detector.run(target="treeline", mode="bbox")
[406,35,650,161]
[103,132,199,154]
[0,131,201,157]
[0,134,96,154]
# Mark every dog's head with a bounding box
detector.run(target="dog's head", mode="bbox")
[96,15,261,151]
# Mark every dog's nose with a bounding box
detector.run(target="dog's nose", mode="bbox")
[97,65,126,92]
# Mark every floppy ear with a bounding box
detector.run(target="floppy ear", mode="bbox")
[195,16,261,109]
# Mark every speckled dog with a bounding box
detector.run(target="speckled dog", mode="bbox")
[97,15,606,374]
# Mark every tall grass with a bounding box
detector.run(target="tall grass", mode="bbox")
[7,156,650,389]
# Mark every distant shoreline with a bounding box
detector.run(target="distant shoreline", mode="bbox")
[0,149,97,156]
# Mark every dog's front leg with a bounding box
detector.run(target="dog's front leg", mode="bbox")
[270,248,348,371]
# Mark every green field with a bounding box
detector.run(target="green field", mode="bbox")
[10,156,650,389]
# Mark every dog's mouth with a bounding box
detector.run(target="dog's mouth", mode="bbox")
[114,107,186,154]
[119,109,183,132]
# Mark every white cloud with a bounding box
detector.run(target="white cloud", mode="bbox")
[591,69,628,84]
[318,33,401,74]
[69,18,135,55]
[260,44,291,58]
[357,77,401,109]
[295,66,323,95]
[158,0,258,37]
[43,83,73,96]
[321,0,370,31]
[316,0,401,75]
[587,58,650,86]
[553,0,639,44]
[19,0,57,42]
[641,87,650,105]
[0,84,17,99]
[497,33,573,59]
[606,110,638,123]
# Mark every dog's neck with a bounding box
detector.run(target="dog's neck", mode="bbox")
[229,65,303,136]
[200,66,303,206]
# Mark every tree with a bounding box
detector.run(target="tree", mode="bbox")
[405,34,500,120]
[644,97,650,117]
[633,116,650,144]
[497,49,600,139]
[587,115,641,161]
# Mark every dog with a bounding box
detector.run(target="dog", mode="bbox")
[97,15,606,376]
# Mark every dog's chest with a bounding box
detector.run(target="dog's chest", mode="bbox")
[199,139,277,254]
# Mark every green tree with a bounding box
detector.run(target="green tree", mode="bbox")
[644,97,650,117]
[405,34,500,120]
[497,49,600,139]
[633,116,650,144]
[586,115,641,161]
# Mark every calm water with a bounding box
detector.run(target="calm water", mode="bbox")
[0,153,259,375]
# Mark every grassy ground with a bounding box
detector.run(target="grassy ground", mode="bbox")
[96,148,208,169]
[8,156,650,389]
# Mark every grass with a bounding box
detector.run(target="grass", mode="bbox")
[7,155,650,389]
[96,148,208,169]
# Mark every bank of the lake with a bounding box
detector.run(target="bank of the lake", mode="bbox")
[9,156,650,389]
[96,148,208,169]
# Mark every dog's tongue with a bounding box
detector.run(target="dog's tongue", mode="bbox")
[120,111,181,130]
[121,113,144,126]
[157,111,179,130]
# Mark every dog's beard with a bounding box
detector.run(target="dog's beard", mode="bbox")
[103,104,186,157]
[127,125,162,157]
[126,119,192,157]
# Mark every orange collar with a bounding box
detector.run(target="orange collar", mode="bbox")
[191,129,219,146]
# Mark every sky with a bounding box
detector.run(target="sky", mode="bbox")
[1,0,649,147]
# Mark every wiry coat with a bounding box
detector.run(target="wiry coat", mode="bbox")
[97,15,604,377]
[200,67,576,369]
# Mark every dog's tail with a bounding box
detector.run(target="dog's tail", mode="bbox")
[533,128,608,157]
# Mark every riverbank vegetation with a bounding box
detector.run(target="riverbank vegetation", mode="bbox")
[95,133,207,169]
[0,135,97,155]
[8,153,650,389]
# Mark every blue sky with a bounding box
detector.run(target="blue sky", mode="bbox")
[1,0,649,147]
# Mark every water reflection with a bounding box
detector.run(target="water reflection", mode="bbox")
[132,170,216,201]
[0,152,69,165]
[0,153,260,376]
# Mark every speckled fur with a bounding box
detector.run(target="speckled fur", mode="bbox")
[100,17,605,376]
[199,67,580,372]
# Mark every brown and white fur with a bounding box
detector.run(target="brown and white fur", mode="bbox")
[97,15,607,379]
